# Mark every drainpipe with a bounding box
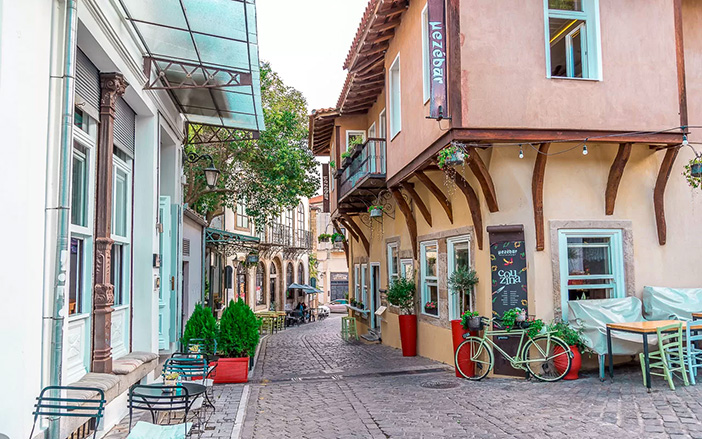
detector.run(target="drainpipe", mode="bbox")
[42,0,77,437]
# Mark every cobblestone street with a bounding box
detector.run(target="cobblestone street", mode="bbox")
[241,314,702,439]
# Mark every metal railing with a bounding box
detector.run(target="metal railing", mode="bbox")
[339,138,386,200]
[260,223,311,249]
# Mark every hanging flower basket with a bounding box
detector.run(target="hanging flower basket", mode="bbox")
[331,232,345,243]
[692,162,702,178]
[438,145,465,169]
[368,205,384,218]
[683,157,702,189]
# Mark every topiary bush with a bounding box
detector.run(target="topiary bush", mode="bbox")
[181,303,217,355]
[386,277,416,315]
[217,299,260,358]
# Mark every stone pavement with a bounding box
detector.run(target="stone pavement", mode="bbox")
[240,314,702,439]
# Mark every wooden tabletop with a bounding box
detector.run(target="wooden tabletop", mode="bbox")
[693,312,702,318]
[606,320,686,333]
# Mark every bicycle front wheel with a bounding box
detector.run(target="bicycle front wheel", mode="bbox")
[522,335,572,382]
[455,337,493,380]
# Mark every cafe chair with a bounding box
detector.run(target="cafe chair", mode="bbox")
[128,384,195,439]
[640,322,689,390]
[163,357,214,416]
[29,386,106,439]
[685,320,702,385]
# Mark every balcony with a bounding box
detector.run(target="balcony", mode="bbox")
[257,223,311,258]
[338,138,386,210]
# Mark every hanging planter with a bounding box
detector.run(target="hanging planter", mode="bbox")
[318,233,331,243]
[437,145,465,169]
[368,205,384,218]
[331,232,345,243]
[683,156,702,189]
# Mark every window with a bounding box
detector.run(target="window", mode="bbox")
[112,153,131,309]
[285,209,294,230]
[113,166,129,238]
[368,123,376,139]
[111,244,125,306]
[387,243,399,284]
[401,259,414,279]
[448,236,471,320]
[256,263,265,305]
[71,145,88,227]
[298,263,304,284]
[346,130,365,150]
[297,204,305,232]
[558,229,625,320]
[361,264,368,307]
[545,0,600,79]
[388,55,401,139]
[379,109,387,139]
[68,237,84,315]
[74,107,97,137]
[421,6,430,102]
[236,202,249,229]
[354,264,360,303]
[420,241,439,316]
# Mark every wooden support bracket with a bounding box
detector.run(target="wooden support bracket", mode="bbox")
[401,182,432,227]
[451,172,483,250]
[390,188,418,259]
[605,143,632,215]
[341,214,370,255]
[654,147,680,245]
[414,171,453,224]
[467,147,499,213]
[332,220,350,265]
[532,143,550,251]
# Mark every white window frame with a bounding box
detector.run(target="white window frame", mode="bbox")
[447,235,472,320]
[558,229,625,321]
[111,153,132,308]
[420,241,439,318]
[379,109,387,139]
[543,0,602,80]
[368,122,377,139]
[354,264,360,304]
[387,243,399,285]
[346,130,366,150]
[421,5,430,103]
[236,202,249,229]
[361,264,368,307]
[388,54,402,140]
[400,259,413,279]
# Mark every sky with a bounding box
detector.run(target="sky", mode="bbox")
[256,0,369,111]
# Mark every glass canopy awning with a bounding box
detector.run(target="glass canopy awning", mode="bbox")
[119,0,265,135]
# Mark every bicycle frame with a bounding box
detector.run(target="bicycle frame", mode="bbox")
[473,325,560,371]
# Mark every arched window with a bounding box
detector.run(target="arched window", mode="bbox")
[270,263,276,275]
[286,262,294,299]
[236,264,247,303]
[298,263,305,284]
[269,262,277,308]
[256,263,265,305]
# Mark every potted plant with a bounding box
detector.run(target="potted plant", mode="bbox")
[437,145,465,169]
[164,372,180,387]
[387,277,417,356]
[350,298,358,308]
[357,301,364,310]
[683,156,702,188]
[461,311,482,331]
[549,321,588,380]
[424,301,437,314]
[502,307,541,337]
[331,232,345,243]
[329,160,336,170]
[181,303,217,355]
[318,233,331,243]
[215,299,260,383]
[368,205,384,218]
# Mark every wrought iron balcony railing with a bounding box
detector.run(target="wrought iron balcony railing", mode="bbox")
[338,138,386,201]
[259,223,311,250]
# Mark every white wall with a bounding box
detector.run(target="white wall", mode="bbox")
[183,216,204,319]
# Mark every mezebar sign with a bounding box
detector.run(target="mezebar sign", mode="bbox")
[427,0,447,119]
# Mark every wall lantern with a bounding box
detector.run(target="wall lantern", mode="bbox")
[184,152,220,189]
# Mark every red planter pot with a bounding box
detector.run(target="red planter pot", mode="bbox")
[213,357,249,384]
[398,314,417,357]
[451,320,479,378]
[554,345,581,380]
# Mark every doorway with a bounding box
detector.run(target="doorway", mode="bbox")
[370,263,380,331]
[447,236,471,321]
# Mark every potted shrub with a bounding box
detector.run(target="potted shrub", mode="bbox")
[350,298,358,308]
[448,267,479,375]
[387,277,417,356]
[368,205,384,218]
[318,233,331,243]
[329,160,336,170]
[683,156,702,188]
[461,311,482,332]
[550,321,588,380]
[437,145,464,169]
[332,232,345,243]
[181,303,217,355]
[215,299,260,383]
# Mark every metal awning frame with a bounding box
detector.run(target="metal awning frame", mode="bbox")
[205,227,260,257]
[186,122,259,145]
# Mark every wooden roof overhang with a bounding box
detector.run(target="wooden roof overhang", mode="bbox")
[383,127,685,255]
[337,0,408,115]
[308,108,338,156]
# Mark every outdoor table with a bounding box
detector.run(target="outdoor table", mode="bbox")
[692,312,702,321]
[132,382,207,421]
[606,320,686,390]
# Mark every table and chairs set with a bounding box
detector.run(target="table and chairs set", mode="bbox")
[29,339,219,438]
[255,307,325,335]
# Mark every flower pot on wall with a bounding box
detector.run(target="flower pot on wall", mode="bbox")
[553,345,580,380]
[213,357,249,384]
[398,315,417,357]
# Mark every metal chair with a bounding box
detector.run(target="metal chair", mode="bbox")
[685,320,702,384]
[185,338,217,356]
[128,384,195,439]
[640,322,689,390]
[29,386,106,439]
[164,357,214,412]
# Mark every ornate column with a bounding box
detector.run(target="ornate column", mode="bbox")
[92,73,128,373]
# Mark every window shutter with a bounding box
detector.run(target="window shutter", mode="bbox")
[75,49,100,113]
[183,239,191,257]
[114,97,136,157]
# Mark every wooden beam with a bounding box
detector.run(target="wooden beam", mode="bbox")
[341,214,370,255]
[370,17,401,33]
[390,188,417,259]
[414,171,453,224]
[338,217,359,242]
[368,32,396,45]
[605,143,632,215]
[654,148,680,245]
[451,171,483,250]
[361,42,390,57]
[466,147,499,212]
[532,143,550,251]
[350,53,384,74]
[401,182,432,227]
[673,0,688,128]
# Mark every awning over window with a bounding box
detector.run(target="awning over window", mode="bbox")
[119,0,265,134]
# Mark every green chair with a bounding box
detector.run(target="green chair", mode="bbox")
[640,322,689,390]
[341,316,358,341]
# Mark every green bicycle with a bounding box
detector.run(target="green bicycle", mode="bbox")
[455,317,573,382]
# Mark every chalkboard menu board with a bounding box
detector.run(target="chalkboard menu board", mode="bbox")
[488,227,528,318]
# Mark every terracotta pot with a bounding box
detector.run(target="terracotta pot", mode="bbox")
[213,357,249,384]
[398,314,417,357]
[554,345,580,380]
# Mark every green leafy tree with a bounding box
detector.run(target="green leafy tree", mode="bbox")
[386,277,416,315]
[181,303,217,355]
[184,61,319,225]
[217,299,260,358]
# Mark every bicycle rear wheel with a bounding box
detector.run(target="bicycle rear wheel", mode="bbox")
[521,335,571,382]
[455,337,493,380]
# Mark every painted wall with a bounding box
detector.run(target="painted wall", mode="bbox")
[183,215,204,319]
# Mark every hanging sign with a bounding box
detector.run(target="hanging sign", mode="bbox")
[427,0,448,119]
[322,163,330,212]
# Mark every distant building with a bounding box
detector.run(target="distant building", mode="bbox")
[310,195,350,305]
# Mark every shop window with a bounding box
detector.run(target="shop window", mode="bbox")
[421,5,430,103]
[448,236,471,321]
[545,0,600,79]
[558,229,625,320]
[420,241,439,316]
[354,264,360,302]
[388,54,401,139]
[256,263,265,305]
[387,243,399,284]
[111,154,131,308]
[71,145,89,227]
[69,237,84,315]
[111,243,125,306]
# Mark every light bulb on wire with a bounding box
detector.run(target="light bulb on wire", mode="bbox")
[582,142,588,156]
[682,133,689,146]
[518,145,524,159]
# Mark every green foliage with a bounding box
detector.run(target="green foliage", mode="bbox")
[387,277,416,315]
[341,151,351,160]
[368,205,383,212]
[448,267,479,294]
[181,304,217,355]
[501,307,525,329]
[525,318,545,338]
[331,232,345,242]
[185,61,319,225]
[549,321,589,351]
[217,299,260,358]
[329,160,336,169]
[318,233,332,242]
[683,156,702,189]
[460,310,480,330]
[349,136,364,147]
[437,145,462,169]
